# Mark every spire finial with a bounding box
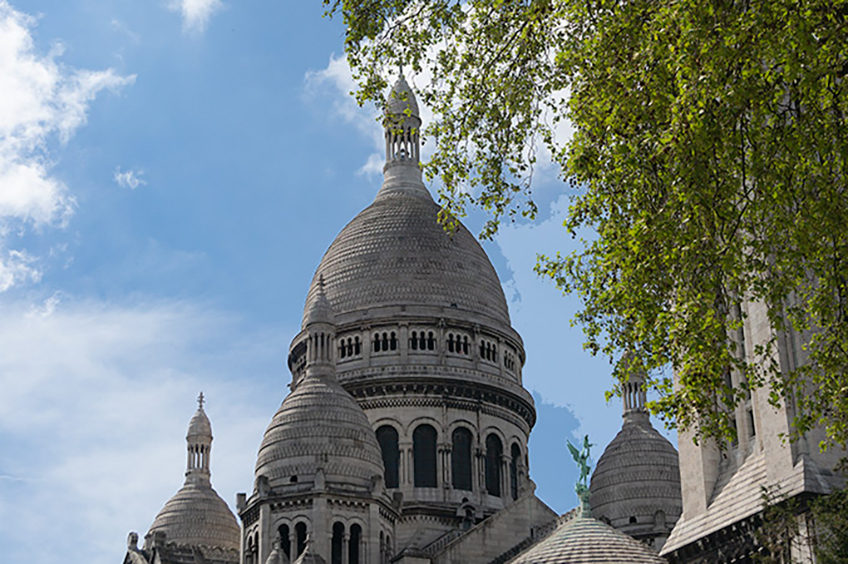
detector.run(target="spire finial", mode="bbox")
[197,391,205,410]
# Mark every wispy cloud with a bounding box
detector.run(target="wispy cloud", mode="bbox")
[0,1,135,291]
[113,167,146,189]
[0,295,288,564]
[169,0,223,34]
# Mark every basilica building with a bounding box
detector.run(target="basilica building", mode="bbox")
[121,76,843,564]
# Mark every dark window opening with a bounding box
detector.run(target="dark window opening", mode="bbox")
[331,522,344,564]
[419,331,426,350]
[349,524,362,564]
[377,425,400,488]
[448,334,455,352]
[747,408,756,437]
[510,443,521,500]
[410,331,418,350]
[452,427,473,491]
[414,424,438,487]
[277,525,291,559]
[390,331,397,350]
[427,331,435,350]
[295,522,307,557]
[485,434,502,497]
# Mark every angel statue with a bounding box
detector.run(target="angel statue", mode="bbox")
[567,435,593,504]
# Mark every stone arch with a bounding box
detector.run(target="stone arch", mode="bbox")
[295,521,308,557]
[376,424,400,488]
[510,442,521,500]
[485,433,503,497]
[451,426,474,491]
[331,521,345,564]
[348,522,363,564]
[413,423,438,487]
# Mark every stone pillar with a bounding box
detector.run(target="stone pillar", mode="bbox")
[399,323,408,362]
[258,504,272,564]
[341,532,349,564]
[400,441,412,486]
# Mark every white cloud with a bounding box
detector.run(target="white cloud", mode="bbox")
[0,1,135,291]
[114,167,146,189]
[0,296,289,564]
[357,152,384,179]
[169,0,223,34]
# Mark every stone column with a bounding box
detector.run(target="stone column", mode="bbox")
[399,441,412,486]
[399,323,408,362]
[341,532,349,564]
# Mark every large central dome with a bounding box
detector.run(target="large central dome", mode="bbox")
[303,188,509,327]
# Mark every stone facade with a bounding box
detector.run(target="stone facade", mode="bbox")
[661,299,847,562]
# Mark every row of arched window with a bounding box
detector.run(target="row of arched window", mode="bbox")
[330,328,518,373]
[338,336,362,359]
[245,522,372,564]
[376,424,523,500]
[479,340,498,363]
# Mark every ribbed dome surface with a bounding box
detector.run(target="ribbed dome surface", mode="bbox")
[386,75,419,117]
[589,416,682,528]
[255,374,384,490]
[509,510,666,563]
[303,189,509,326]
[148,482,239,551]
[187,408,211,438]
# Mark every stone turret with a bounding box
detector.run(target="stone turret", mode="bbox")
[589,357,681,551]
[122,396,239,564]
[246,292,396,564]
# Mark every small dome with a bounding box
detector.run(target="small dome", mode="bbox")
[589,417,682,532]
[187,407,212,439]
[508,510,666,563]
[386,75,419,118]
[147,481,240,551]
[255,374,384,491]
[302,189,510,327]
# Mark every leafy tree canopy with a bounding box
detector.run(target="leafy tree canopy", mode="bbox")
[323,0,848,449]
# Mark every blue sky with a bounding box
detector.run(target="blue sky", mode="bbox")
[0,2,673,563]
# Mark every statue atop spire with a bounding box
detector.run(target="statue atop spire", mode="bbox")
[567,435,593,513]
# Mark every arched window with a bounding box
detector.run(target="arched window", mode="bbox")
[349,523,362,564]
[245,535,255,564]
[447,334,455,352]
[390,331,397,350]
[295,522,307,557]
[427,331,435,350]
[278,524,291,560]
[410,331,418,350]
[451,427,473,491]
[485,434,502,497]
[331,522,344,564]
[510,443,521,500]
[376,425,400,488]
[413,424,437,487]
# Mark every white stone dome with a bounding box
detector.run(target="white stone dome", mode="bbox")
[255,373,384,491]
[187,407,212,438]
[147,482,240,551]
[302,188,510,328]
[386,75,419,118]
[589,415,682,532]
